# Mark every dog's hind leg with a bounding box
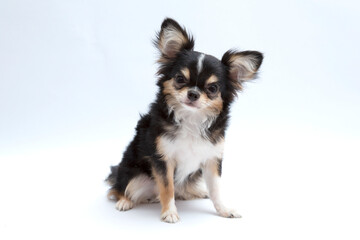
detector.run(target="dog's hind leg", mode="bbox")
[124,174,158,204]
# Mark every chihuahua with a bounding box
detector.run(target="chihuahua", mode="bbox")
[106,18,263,223]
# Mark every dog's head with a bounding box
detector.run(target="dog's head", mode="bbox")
[155,18,263,120]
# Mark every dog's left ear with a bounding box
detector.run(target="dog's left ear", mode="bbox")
[222,50,263,91]
[155,18,194,60]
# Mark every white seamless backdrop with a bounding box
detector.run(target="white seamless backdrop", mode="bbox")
[0,0,359,239]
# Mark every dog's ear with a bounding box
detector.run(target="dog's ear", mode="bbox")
[222,50,263,91]
[155,18,194,60]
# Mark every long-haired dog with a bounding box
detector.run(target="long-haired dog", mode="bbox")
[106,18,263,223]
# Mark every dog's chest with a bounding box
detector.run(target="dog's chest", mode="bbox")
[158,124,224,183]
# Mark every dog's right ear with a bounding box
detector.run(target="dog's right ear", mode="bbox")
[154,18,194,61]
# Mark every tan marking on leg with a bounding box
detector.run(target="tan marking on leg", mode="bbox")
[155,136,179,223]
[153,165,179,223]
[152,166,175,214]
[107,188,121,201]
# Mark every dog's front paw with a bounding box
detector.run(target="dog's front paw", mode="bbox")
[161,210,180,223]
[217,207,242,218]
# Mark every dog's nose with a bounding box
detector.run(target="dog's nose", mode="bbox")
[187,90,200,102]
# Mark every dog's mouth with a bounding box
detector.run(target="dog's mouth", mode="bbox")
[181,100,200,109]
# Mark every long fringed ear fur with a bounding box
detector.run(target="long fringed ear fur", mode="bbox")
[154,18,194,62]
[222,50,263,92]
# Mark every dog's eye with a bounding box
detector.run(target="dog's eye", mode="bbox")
[175,75,186,84]
[207,84,219,94]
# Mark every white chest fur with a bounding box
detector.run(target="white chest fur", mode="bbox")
[157,116,224,184]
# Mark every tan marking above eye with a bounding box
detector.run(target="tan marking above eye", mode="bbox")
[180,68,190,80]
[205,75,219,86]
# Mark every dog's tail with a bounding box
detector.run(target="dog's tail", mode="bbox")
[105,165,118,186]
